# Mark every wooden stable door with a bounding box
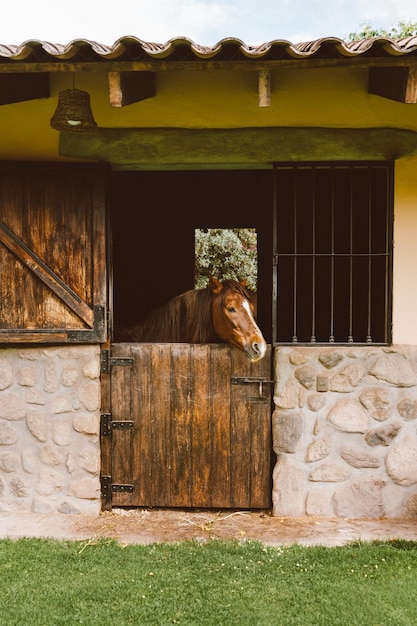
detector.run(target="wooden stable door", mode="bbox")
[101,343,272,509]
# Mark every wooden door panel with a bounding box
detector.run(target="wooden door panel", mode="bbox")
[109,343,272,509]
[109,343,133,507]
[189,344,212,506]
[230,347,272,508]
[0,162,107,343]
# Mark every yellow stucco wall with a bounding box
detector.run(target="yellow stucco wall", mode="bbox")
[1,66,417,343]
[393,158,417,344]
[2,68,417,163]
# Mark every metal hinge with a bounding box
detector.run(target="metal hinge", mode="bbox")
[100,349,134,373]
[100,413,134,437]
[101,475,134,500]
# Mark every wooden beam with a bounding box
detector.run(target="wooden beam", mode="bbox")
[108,71,156,107]
[59,127,417,170]
[0,72,49,104]
[369,66,417,103]
[1,56,417,74]
[258,70,271,107]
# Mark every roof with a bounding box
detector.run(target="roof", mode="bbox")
[1,35,417,64]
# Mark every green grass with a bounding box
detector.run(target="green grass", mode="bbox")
[0,538,416,625]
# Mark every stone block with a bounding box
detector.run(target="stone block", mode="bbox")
[295,365,316,390]
[0,358,13,390]
[0,452,20,473]
[365,421,402,447]
[397,397,417,421]
[386,435,417,486]
[309,463,351,482]
[370,353,417,387]
[35,468,65,496]
[68,476,100,500]
[17,366,39,387]
[0,421,18,445]
[305,438,331,463]
[27,411,48,442]
[272,410,303,453]
[73,414,99,436]
[307,393,326,412]
[359,387,391,421]
[78,382,100,412]
[334,478,386,518]
[319,351,343,369]
[273,378,298,409]
[52,421,72,446]
[340,446,381,468]
[10,476,29,498]
[328,399,369,433]
[39,445,66,467]
[82,359,100,380]
[61,367,79,387]
[0,393,26,421]
[44,362,60,393]
[330,362,366,392]
[306,487,334,516]
[272,459,306,516]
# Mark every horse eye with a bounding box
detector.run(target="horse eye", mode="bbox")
[227,306,236,313]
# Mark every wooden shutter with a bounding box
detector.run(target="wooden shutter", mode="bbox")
[0,162,108,343]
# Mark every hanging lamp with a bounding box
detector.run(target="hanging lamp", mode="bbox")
[50,88,97,133]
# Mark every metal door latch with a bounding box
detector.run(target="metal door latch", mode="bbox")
[231,376,274,397]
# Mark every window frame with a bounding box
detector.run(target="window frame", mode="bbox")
[272,161,394,346]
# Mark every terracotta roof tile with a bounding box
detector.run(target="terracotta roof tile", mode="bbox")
[1,35,417,63]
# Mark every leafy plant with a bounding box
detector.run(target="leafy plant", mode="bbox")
[195,228,257,290]
[348,20,417,41]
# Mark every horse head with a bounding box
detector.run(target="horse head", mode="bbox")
[209,276,267,362]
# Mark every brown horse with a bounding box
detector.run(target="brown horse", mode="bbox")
[122,276,267,362]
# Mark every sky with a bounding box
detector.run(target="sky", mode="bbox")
[1,0,417,47]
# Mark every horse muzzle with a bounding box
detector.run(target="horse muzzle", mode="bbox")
[245,340,267,362]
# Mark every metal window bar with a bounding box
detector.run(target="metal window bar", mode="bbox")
[329,171,335,343]
[273,161,393,345]
[292,167,298,343]
[272,167,278,345]
[385,168,393,343]
[311,167,316,343]
[367,166,372,343]
[348,165,354,343]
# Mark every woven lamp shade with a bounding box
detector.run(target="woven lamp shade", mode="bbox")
[50,89,97,133]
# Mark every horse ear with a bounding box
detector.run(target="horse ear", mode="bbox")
[239,279,247,288]
[209,276,223,293]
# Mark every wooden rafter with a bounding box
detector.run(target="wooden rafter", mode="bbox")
[108,71,156,107]
[258,70,271,107]
[0,72,49,105]
[369,66,417,103]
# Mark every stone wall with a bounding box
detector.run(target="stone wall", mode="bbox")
[3,342,417,519]
[0,345,101,514]
[272,345,417,518]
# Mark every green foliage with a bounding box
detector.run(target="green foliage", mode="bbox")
[1,538,417,625]
[195,228,257,290]
[348,20,417,41]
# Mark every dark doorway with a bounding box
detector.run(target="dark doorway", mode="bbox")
[110,170,273,342]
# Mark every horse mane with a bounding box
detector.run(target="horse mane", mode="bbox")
[120,279,256,344]
[126,286,215,343]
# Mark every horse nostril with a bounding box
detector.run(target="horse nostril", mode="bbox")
[252,342,261,355]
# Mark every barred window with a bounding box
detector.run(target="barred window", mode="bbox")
[273,162,393,345]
